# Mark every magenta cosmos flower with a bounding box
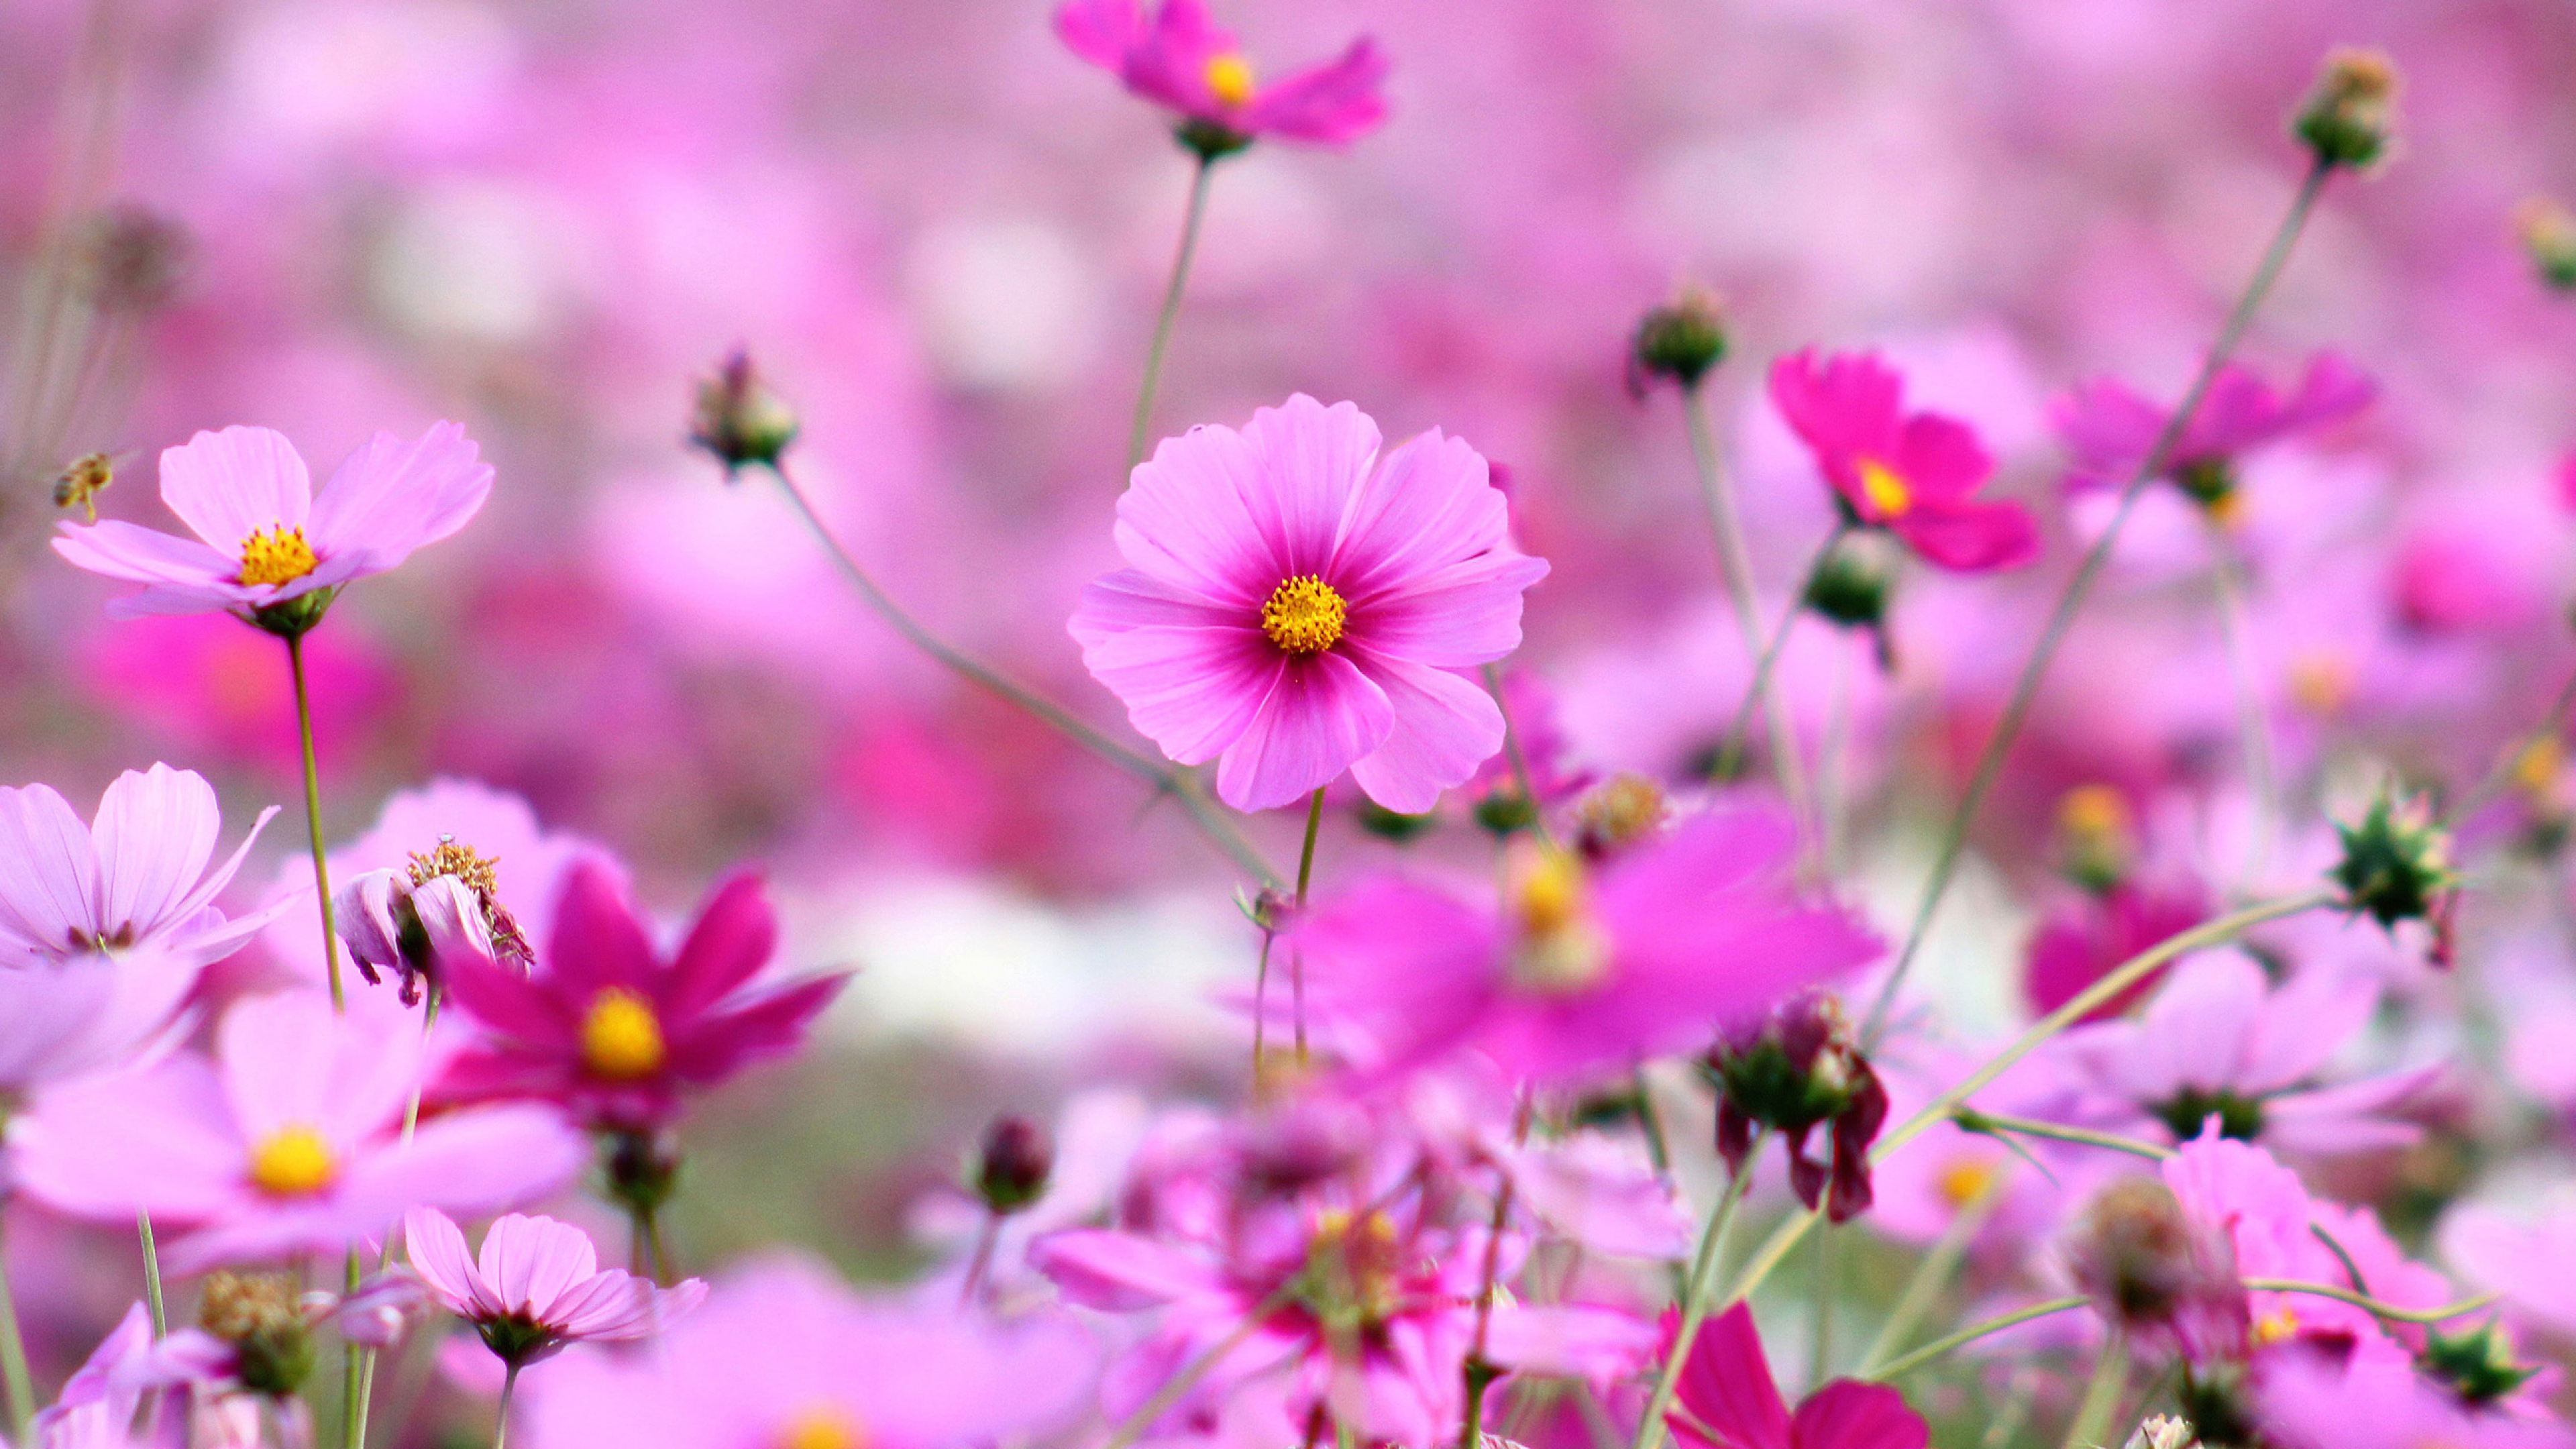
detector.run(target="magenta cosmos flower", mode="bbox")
[1666,1303,1929,1449]
[433,861,847,1132]
[0,764,288,1093]
[1770,350,2039,572]
[1057,0,1387,152]
[1071,394,1548,813]
[2054,352,2375,509]
[7,989,585,1272]
[404,1208,706,1368]
[53,422,492,626]
[1299,806,1880,1085]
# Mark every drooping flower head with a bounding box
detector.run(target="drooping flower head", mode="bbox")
[7,990,586,1271]
[53,423,493,635]
[1071,394,1549,813]
[0,764,288,1093]
[432,860,848,1133]
[1056,0,1387,156]
[1769,350,2039,572]
[1707,992,1890,1223]
[2053,353,2375,521]
[1664,1303,1929,1449]
[403,1208,706,1370]
[337,835,539,1006]
[1300,806,1881,1085]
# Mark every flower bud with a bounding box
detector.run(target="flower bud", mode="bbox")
[2517,197,2576,292]
[53,452,112,523]
[973,1115,1054,1215]
[1627,288,1729,392]
[2329,790,2455,930]
[1175,117,1253,162]
[2420,1318,2542,1406]
[690,349,799,476]
[1571,774,1668,862]
[604,1128,683,1216]
[1356,800,1438,842]
[2294,48,2399,172]
[2067,1178,2246,1361]
[1703,993,1887,1222]
[2057,784,2137,894]
[199,1271,316,1397]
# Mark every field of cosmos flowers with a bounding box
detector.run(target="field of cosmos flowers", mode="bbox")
[5,1,2576,1448]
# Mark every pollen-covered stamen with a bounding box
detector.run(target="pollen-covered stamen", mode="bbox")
[239,523,318,588]
[1506,846,1611,995]
[777,1407,866,1449]
[1260,574,1348,655]
[1204,52,1255,108]
[408,837,500,896]
[582,987,667,1080]
[1293,1208,1405,1333]
[1856,459,1912,519]
[249,1124,338,1197]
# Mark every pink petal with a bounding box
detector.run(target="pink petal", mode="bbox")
[402,1207,488,1318]
[50,519,241,591]
[2050,379,2166,486]
[1889,413,1994,504]
[1053,0,1141,68]
[1344,653,1504,814]
[1212,651,1393,811]
[661,872,778,1022]
[340,1106,586,1226]
[218,991,352,1140]
[1074,607,1281,767]
[1030,1228,1225,1311]
[480,1214,598,1320]
[156,427,311,553]
[1769,351,1903,470]
[1891,498,2039,572]
[1670,1303,1792,1449]
[1485,1304,1657,1381]
[9,1055,248,1223]
[305,421,494,569]
[1326,426,1506,599]
[1342,552,1547,668]
[1297,875,1505,1077]
[0,782,101,955]
[1788,1381,1929,1449]
[664,973,845,1083]
[545,861,659,994]
[1236,394,1382,578]
[1115,427,1286,606]
[1241,38,1389,146]
[90,765,220,944]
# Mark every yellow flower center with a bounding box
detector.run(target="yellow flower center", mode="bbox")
[249,1125,338,1197]
[1936,1157,1999,1209]
[2252,1304,2301,1346]
[582,988,667,1080]
[1856,458,1912,519]
[2515,736,2563,798]
[2288,651,2357,716]
[777,1407,865,1449]
[1300,1208,1403,1330]
[1260,574,1347,655]
[1204,53,1255,107]
[1506,847,1611,995]
[239,524,319,588]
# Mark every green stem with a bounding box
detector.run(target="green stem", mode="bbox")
[398,987,443,1146]
[1809,1219,1835,1388]
[1290,787,1324,1064]
[342,1248,366,1449]
[2239,1279,2498,1324]
[492,1361,521,1449]
[1953,1109,2174,1161]
[1484,662,1557,849]
[1860,158,2334,1045]
[1684,386,1815,828]
[1128,155,1217,473]
[1632,1069,1673,1184]
[287,632,345,1012]
[767,460,1280,887]
[139,1211,166,1338]
[1857,1172,2006,1376]
[1864,1295,2088,1382]
[1629,1132,1765,1449]
[1713,525,1849,784]
[2059,1332,2129,1449]
[1457,1167,1517,1449]
[0,1211,34,1446]
[2207,533,2278,890]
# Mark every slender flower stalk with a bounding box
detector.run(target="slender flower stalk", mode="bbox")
[140,1210,167,1337]
[1860,158,2336,1044]
[2059,1333,2129,1449]
[1713,525,1851,784]
[1952,1109,2174,1161]
[1483,662,1556,849]
[1683,387,1814,824]
[765,458,1281,887]
[0,1211,32,1445]
[1456,1168,1517,1449]
[1856,1173,2007,1375]
[1128,155,1216,472]
[1864,1296,2088,1383]
[1629,1129,1766,1449]
[493,1362,522,1449]
[2206,534,2278,888]
[2239,1279,2500,1324]
[2447,663,2576,826]
[288,632,347,1012]
[1290,786,1325,1062]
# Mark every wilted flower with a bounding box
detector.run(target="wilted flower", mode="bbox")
[1705,992,1888,1222]
[2294,48,2400,172]
[1664,1303,1928,1449]
[1570,774,1668,861]
[404,1208,706,1371]
[335,835,536,1004]
[1770,350,2039,572]
[1056,0,1387,157]
[1069,394,1548,813]
[53,422,494,635]
[2067,1177,2247,1362]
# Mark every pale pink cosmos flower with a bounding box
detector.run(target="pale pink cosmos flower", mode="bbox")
[1770,350,2040,572]
[1056,0,1387,150]
[7,990,586,1272]
[2054,353,2376,497]
[1298,806,1880,1085]
[2441,1202,2576,1342]
[2259,1350,2574,1449]
[0,764,288,1093]
[403,1208,705,1369]
[52,422,492,623]
[1071,394,1549,813]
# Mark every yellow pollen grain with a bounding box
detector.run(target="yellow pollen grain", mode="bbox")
[2288,651,2357,716]
[1260,574,1347,655]
[249,1124,338,1197]
[777,1407,865,1449]
[2252,1305,2300,1346]
[1937,1157,1998,1209]
[582,987,667,1080]
[1856,459,1912,519]
[2056,784,2131,842]
[239,524,318,588]
[1204,52,1255,107]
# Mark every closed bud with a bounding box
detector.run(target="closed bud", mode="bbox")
[973,1115,1054,1215]
[2515,197,2576,292]
[1628,287,1729,392]
[2294,48,2399,172]
[690,349,799,476]
[2330,789,2455,930]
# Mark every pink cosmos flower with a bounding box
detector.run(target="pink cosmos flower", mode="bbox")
[2441,1203,2576,1342]
[1070,394,1549,813]
[517,1254,1093,1449]
[2259,1350,2574,1449]
[1769,350,2040,572]
[0,765,289,1093]
[1665,1303,1929,1449]
[432,861,848,1132]
[2063,953,2435,1155]
[2023,880,2208,1024]
[52,422,493,623]
[1056,0,1387,150]
[1299,806,1880,1085]
[403,1208,706,1368]
[2054,354,2375,497]
[7,990,586,1272]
